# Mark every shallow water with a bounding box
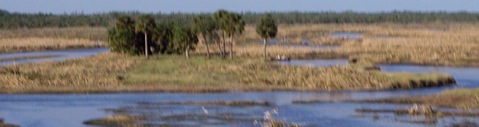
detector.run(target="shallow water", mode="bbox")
[283,45,340,50]
[277,59,348,67]
[1,60,479,126]
[0,48,109,66]
[330,32,363,39]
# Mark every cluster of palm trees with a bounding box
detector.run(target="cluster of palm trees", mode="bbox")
[108,14,198,58]
[108,10,277,60]
[193,10,245,58]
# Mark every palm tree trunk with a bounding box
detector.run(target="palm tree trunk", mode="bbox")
[144,32,149,58]
[186,45,190,58]
[215,39,221,57]
[221,33,226,58]
[263,39,267,60]
[203,34,210,58]
[229,38,233,59]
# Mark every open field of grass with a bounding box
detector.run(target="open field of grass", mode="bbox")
[1,23,478,66]
[0,27,107,53]
[0,52,454,93]
[196,23,479,67]
[0,27,106,40]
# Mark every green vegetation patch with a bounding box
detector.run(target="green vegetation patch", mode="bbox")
[124,55,242,86]
[122,55,454,91]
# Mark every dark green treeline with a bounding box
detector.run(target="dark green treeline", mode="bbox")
[2,9,479,29]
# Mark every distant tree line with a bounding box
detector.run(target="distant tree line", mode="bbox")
[2,9,479,29]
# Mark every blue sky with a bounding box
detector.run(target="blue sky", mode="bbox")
[1,0,478,14]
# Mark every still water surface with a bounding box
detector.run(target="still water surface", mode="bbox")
[0,48,109,66]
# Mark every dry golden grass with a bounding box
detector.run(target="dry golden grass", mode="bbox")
[0,27,107,53]
[237,59,452,91]
[0,23,471,93]
[221,23,479,67]
[83,115,143,127]
[0,52,142,93]
[0,53,453,93]
[0,27,106,39]
[0,37,106,53]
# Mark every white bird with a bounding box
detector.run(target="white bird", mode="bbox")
[202,106,209,115]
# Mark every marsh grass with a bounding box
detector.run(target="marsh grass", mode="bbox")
[0,37,106,53]
[124,56,242,87]
[436,89,479,109]
[0,27,106,40]
[0,27,107,53]
[83,115,143,127]
[123,55,453,91]
[0,53,453,93]
[200,23,479,67]
[355,88,479,110]
[0,52,143,93]
[0,23,469,93]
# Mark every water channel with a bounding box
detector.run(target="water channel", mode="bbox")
[0,59,477,126]
[1,34,478,126]
[0,48,109,66]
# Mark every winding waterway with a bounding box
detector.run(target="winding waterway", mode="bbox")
[0,48,109,66]
[0,60,478,127]
[0,35,478,126]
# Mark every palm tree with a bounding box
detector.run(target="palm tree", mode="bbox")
[193,15,218,58]
[214,10,229,58]
[214,10,245,59]
[135,15,156,58]
[226,13,245,59]
[173,24,198,58]
[108,16,138,55]
[256,14,278,60]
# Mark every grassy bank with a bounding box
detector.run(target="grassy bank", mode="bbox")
[0,53,142,93]
[83,115,143,127]
[357,89,479,110]
[0,53,454,93]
